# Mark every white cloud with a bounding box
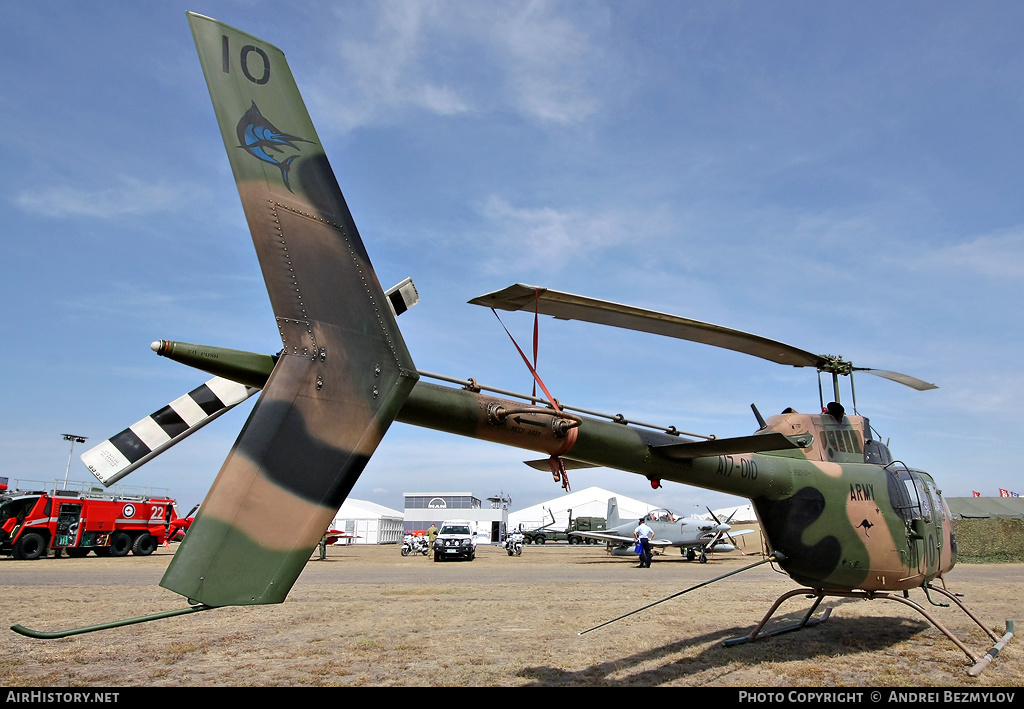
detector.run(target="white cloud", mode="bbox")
[312,1,603,131]
[312,1,470,132]
[14,176,194,219]
[489,1,601,125]
[474,195,638,272]
[918,228,1024,280]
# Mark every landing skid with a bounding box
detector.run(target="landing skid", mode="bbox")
[723,589,833,647]
[722,585,1014,676]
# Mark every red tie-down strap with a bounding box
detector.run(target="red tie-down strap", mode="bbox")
[491,290,576,492]
[548,456,571,492]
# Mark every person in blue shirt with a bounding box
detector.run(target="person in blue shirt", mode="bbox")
[634,518,654,568]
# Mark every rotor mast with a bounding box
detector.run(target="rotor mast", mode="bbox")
[816,355,854,412]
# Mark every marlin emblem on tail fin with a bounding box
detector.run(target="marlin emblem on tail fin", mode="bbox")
[236,101,311,191]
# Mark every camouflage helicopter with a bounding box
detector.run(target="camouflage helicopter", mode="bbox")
[14,12,1014,676]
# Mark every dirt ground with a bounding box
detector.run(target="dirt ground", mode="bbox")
[0,543,1020,688]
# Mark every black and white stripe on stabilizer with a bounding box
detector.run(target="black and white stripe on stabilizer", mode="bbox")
[81,377,259,487]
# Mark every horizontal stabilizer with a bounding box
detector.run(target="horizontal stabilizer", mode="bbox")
[82,378,259,486]
[653,432,806,460]
[577,531,635,545]
[523,458,600,471]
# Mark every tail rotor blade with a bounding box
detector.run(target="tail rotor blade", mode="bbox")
[81,377,258,486]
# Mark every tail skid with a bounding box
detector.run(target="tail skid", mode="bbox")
[11,605,215,640]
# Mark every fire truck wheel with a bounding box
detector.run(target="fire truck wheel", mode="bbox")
[132,533,157,556]
[13,532,46,560]
[109,532,131,557]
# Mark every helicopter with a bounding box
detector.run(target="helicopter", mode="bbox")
[13,12,1014,676]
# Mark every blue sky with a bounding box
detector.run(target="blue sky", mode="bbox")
[3,1,1024,517]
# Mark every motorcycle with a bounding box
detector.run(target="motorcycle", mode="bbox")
[504,531,524,557]
[401,534,430,556]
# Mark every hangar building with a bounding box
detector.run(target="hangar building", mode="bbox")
[403,491,509,543]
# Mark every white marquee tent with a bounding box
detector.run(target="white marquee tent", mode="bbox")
[331,498,404,545]
[508,486,659,531]
[707,503,757,523]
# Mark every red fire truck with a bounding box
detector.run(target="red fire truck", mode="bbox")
[0,484,178,560]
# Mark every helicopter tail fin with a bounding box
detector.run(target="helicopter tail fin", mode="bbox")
[160,14,418,607]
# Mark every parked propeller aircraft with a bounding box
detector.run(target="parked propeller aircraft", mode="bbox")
[580,497,753,562]
[13,12,1014,677]
[166,504,199,543]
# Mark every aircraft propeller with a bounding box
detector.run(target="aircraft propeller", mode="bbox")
[704,507,741,552]
[167,504,199,543]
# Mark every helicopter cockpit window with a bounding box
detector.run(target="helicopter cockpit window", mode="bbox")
[844,430,862,454]
[885,468,914,522]
[901,479,918,515]
[903,475,932,522]
[926,482,947,522]
[896,470,932,522]
[825,429,862,455]
[865,439,893,465]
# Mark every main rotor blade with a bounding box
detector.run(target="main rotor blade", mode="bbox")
[470,284,937,391]
[470,283,819,368]
[855,368,937,391]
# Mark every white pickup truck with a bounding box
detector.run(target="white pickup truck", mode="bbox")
[432,520,476,562]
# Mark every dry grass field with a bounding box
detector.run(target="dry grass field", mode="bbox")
[0,543,1020,687]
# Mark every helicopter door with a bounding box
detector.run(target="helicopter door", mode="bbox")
[900,472,942,580]
[919,481,945,578]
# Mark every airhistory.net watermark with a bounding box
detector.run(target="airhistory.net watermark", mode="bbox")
[5,691,119,704]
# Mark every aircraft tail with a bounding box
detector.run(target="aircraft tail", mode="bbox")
[160,14,418,607]
[606,497,621,527]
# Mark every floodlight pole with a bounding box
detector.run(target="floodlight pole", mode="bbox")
[61,434,88,489]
